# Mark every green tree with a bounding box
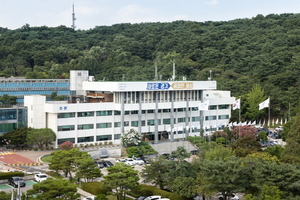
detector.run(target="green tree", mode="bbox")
[258,131,268,141]
[170,146,191,161]
[0,94,17,105]
[49,148,90,178]
[245,84,267,121]
[27,178,80,200]
[199,156,246,200]
[170,177,196,199]
[75,157,102,182]
[141,156,172,189]
[4,126,32,145]
[102,162,140,200]
[231,136,262,157]
[204,146,236,161]
[26,128,56,149]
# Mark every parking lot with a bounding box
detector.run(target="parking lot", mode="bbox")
[0,180,36,191]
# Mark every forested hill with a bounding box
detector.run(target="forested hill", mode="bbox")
[1,13,300,118]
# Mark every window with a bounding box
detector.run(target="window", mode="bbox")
[58,113,75,118]
[96,123,112,128]
[142,110,146,114]
[125,111,130,115]
[96,135,112,141]
[177,108,185,112]
[218,115,229,120]
[178,118,186,123]
[114,134,121,139]
[147,119,161,125]
[218,105,229,109]
[124,121,129,126]
[78,112,94,117]
[57,138,75,145]
[96,111,112,116]
[78,124,94,130]
[114,122,121,127]
[131,121,138,127]
[163,118,171,124]
[58,125,75,131]
[141,120,146,126]
[163,109,171,113]
[191,107,198,111]
[209,105,217,110]
[114,111,121,115]
[131,110,138,114]
[205,116,217,120]
[192,117,200,122]
[77,136,94,143]
[147,110,154,114]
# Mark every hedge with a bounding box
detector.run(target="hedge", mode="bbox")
[0,172,24,180]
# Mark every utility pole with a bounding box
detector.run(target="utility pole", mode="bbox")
[71,4,76,30]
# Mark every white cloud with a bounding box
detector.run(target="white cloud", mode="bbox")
[204,0,219,5]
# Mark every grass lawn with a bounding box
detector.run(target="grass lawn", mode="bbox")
[41,155,52,163]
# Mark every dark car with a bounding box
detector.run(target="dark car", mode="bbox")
[104,161,114,167]
[190,150,200,155]
[96,161,105,168]
[8,177,26,188]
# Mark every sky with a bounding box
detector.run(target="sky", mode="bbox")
[1,0,300,30]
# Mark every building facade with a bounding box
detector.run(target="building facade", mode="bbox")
[0,77,70,134]
[24,70,235,147]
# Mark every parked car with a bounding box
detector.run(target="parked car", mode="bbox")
[190,150,200,155]
[133,157,145,165]
[125,158,136,166]
[82,196,98,200]
[103,160,114,167]
[95,161,105,168]
[136,196,149,200]
[144,196,162,200]
[8,177,26,188]
[275,126,283,132]
[34,173,48,182]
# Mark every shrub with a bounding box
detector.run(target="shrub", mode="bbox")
[104,141,108,145]
[126,146,140,157]
[81,182,108,195]
[109,141,113,145]
[121,128,142,147]
[59,141,74,150]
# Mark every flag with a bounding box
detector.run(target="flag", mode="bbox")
[259,98,270,110]
[199,100,209,110]
[275,118,279,124]
[232,99,240,110]
[280,118,283,125]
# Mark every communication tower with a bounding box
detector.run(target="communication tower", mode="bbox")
[71,4,76,30]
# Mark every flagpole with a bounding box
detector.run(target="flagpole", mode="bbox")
[268,97,270,128]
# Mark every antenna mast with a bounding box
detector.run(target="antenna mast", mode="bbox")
[71,4,76,30]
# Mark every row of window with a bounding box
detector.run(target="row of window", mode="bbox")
[57,134,121,145]
[57,105,229,119]
[57,115,228,131]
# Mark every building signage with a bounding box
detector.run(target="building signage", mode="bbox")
[146,82,193,90]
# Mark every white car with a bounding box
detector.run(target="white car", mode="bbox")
[34,173,48,182]
[275,126,283,132]
[125,158,136,166]
[145,196,162,200]
[116,159,127,163]
[82,196,98,200]
[133,157,145,165]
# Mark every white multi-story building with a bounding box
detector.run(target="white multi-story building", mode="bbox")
[24,70,235,147]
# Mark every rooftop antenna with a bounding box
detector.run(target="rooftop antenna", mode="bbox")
[208,70,212,81]
[71,3,76,30]
[172,62,176,81]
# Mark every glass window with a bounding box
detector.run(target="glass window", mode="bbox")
[114,122,121,127]
[125,111,130,115]
[142,110,146,114]
[78,112,94,117]
[163,118,171,124]
[96,135,112,141]
[0,109,17,121]
[96,111,112,116]
[77,136,94,143]
[141,120,146,126]
[205,116,217,120]
[218,115,229,120]
[114,134,121,139]
[78,124,94,130]
[209,105,217,110]
[177,108,185,112]
[218,105,229,109]
[147,119,155,126]
[147,110,154,113]
[57,138,75,145]
[178,118,186,123]
[114,111,121,115]
[124,121,129,126]
[58,125,75,131]
[58,113,75,118]
[163,109,171,113]
[192,117,200,122]
[191,107,199,111]
[131,121,138,127]
[131,110,138,114]
[96,123,112,128]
